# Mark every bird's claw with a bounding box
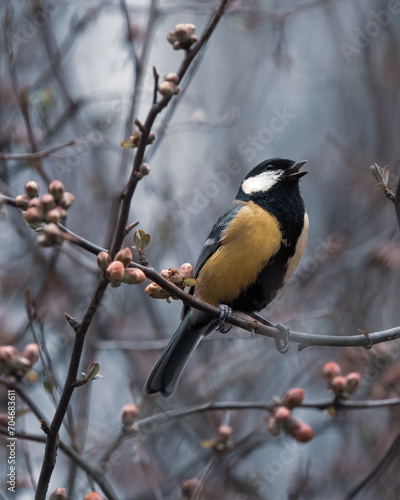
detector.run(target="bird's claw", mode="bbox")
[275,323,291,353]
[216,305,232,334]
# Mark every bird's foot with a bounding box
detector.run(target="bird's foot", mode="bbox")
[216,305,232,334]
[275,323,291,353]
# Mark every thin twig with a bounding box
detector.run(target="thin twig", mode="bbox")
[0,140,75,161]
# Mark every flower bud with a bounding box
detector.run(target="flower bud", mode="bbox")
[48,180,65,201]
[115,247,133,268]
[15,194,30,209]
[266,416,281,436]
[106,261,125,287]
[145,282,171,299]
[0,345,18,365]
[147,131,156,144]
[83,493,105,500]
[274,406,291,423]
[25,181,40,198]
[158,81,180,97]
[346,372,361,395]
[40,193,56,211]
[330,375,348,397]
[45,207,62,224]
[164,72,180,84]
[49,488,68,500]
[166,268,182,285]
[28,197,43,209]
[121,403,140,426]
[216,425,232,445]
[123,268,146,285]
[23,207,43,224]
[21,343,40,367]
[179,263,193,279]
[58,192,75,209]
[323,361,342,381]
[181,478,201,499]
[97,251,112,271]
[280,388,305,409]
[139,163,150,176]
[287,419,314,443]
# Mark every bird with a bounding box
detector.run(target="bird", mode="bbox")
[144,158,309,397]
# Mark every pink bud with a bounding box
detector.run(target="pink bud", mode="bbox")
[106,261,125,287]
[121,403,140,426]
[216,425,232,444]
[0,345,18,364]
[40,193,56,211]
[346,372,361,395]
[139,163,150,175]
[21,343,40,367]
[83,493,105,500]
[145,282,171,299]
[287,419,314,443]
[323,361,342,381]
[15,194,30,209]
[179,263,193,279]
[280,388,305,409]
[49,488,68,500]
[147,131,156,144]
[23,207,43,224]
[115,247,133,268]
[25,180,40,198]
[97,252,112,271]
[48,180,65,201]
[330,375,348,397]
[45,207,63,224]
[164,72,180,84]
[274,406,291,423]
[123,268,146,285]
[58,192,75,209]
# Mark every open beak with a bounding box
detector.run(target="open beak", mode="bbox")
[283,160,308,181]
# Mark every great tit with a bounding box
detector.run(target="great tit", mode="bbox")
[144,158,309,397]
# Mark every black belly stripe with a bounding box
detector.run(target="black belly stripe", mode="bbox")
[227,243,294,313]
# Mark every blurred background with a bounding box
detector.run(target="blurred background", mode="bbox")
[1,0,400,498]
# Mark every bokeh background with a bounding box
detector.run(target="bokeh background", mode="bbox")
[1,0,400,498]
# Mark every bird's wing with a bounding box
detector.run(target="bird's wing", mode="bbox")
[194,204,242,278]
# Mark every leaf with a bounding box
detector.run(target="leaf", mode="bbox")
[182,278,198,287]
[139,233,151,250]
[121,140,137,149]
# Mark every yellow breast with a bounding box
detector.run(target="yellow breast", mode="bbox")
[194,201,283,305]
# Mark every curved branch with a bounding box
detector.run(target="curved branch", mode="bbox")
[0,140,75,161]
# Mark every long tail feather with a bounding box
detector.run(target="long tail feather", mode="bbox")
[144,310,209,397]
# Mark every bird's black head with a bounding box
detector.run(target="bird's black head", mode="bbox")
[239,158,308,197]
[235,157,308,217]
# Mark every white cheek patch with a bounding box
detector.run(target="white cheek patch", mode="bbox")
[241,170,282,195]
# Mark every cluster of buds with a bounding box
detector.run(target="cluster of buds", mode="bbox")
[145,263,197,302]
[158,73,180,98]
[121,128,156,149]
[0,343,39,379]
[17,180,74,229]
[202,424,233,452]
[323,361,361,399]
[121,403,140,429]
[267,388,314,443]
[97,248,146,288]
[167,23,197,50]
